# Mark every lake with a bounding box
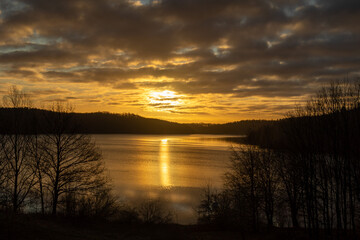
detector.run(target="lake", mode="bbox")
[93,134,242,224]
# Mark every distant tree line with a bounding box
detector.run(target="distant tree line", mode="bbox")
[0,109,271,135]
[198,80,360,239]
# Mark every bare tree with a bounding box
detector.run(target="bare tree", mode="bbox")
[197,184,234,227]
[275,152,303,228]
[2,85,32,109]
[0,86,36,212]
[225,146,261,231]
[258,149,278,228]
[41,102,106,215]
[283,80,360,236]
[137,199,173,224]
[28,133,47,214]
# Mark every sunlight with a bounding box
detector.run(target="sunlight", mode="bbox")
[159,138,171,188]
[148,90,182,111]
[150,90,176,101]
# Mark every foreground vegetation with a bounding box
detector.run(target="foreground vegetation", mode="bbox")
[0,213,317,240]
[198,80,360,239]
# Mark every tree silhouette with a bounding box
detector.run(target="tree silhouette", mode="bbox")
[40,103,106,215]
[0,86,35,212]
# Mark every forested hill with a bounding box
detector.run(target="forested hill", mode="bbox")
[0,107,271,134]
[246,106,360,150]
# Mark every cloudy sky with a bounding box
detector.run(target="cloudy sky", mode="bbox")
[0,0,359,122]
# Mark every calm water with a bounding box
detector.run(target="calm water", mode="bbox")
[93,134,241,224]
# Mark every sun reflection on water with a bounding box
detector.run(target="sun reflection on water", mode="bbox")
[160,138,171,188]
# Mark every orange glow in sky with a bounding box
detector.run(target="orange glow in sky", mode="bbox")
[0,0,358,123]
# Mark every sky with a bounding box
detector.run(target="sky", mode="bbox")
[0,0,359,123]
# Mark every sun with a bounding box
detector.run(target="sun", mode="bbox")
[147,90,183,111]
[150,90,176,100]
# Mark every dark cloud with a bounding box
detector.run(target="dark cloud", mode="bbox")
[0,48,81,64]
[0,0,359,113]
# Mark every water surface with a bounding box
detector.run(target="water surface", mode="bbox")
[93,134,241,224]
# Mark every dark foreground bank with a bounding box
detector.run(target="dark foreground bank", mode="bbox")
[0,214,326,240]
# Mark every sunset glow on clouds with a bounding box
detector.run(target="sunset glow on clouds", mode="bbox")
[0,0,359,122]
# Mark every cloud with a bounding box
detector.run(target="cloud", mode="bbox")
[0,0,359,121]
